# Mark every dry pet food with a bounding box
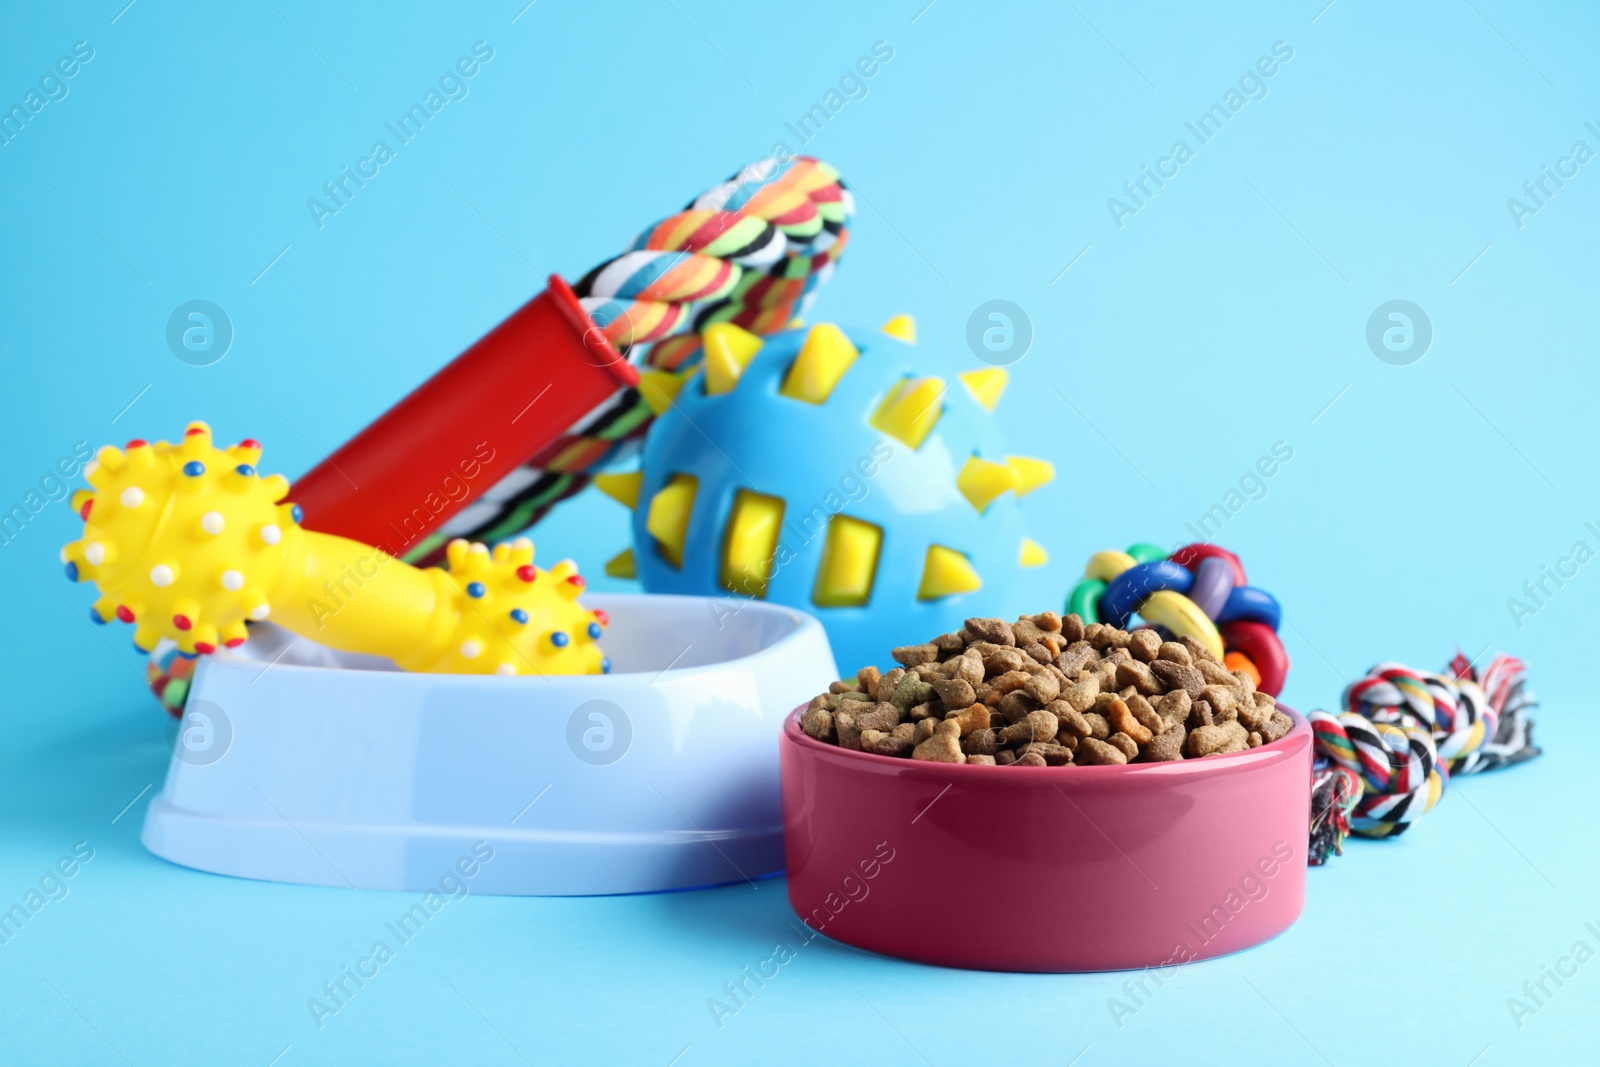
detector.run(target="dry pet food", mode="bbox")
[800,613,1295,766]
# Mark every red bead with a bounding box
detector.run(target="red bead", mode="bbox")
[194,642,216,655]
[239,438,260,450]
[185,426,205,436]
[592,609,609,627]
[516,565,537,583]
[565,575,586,589]
[79,500,93,519]
[116,605,135,623]
[225,637,245,648]
[173,614,192,631]
[126,438,147,449]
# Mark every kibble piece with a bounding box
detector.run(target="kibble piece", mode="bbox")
[998,709,1060,745]
[1012,618,1045,647]
[856,665,882,694]
[962,728,999,756]
[1023,668,1062,705]
[835,710,863,751]
[994,749,1018,766]
[1060,676,1100,712]
[892,643,940,668]
[908,701,938,722]
[1154,689,1191,729]
[1151,659,1206,698]
[1060,613,1086,642]
[1231,669,1257,696]
[1198,659,1236,687]
[1187,719,1248,758]
[988,669,1032,695]
[998,691,1040,724]
[1188,699,1215,730]
[1236,697,1273,733]
[873,732,914,757]
[931,675,977,709]
[1115,659,1163,696]
[912,730,965,762]
[1107,699,1154,745]
[801,706,834,742]
[945,704,992,736]
[1082,711,1111,740]
[964,617,1016,646]
[1019,641,1055,665]
[1180,634,1220,666]
[913,718,938,743]
[1076,737,1128,765]
[1261,710,1294,742]
[1050,701,1093,739]
[932,632,966,655]
[1029,742,1074,766]
[1247,731,1263,748]
[890,674,936,713]
[1200,685,1237,718]
[1013,750,1048,767]
[875,667,905,703]
[954,649,985,686]
[859,728,888,751]
[971,643,1026,676]
[1106,732,1140,760]
[1125,693,1164,736]
[1156,641,1192,666]
[855,702,901,734]
[1033,611,1063,633]
[828,679,857,695]
[965,754,997,766]
[1127,629,1162,663]
[1144,723,1186,761]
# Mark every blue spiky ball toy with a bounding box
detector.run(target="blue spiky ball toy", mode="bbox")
[595,316,1053,672]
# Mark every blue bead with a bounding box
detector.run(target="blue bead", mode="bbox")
[601,657,612,674]
[182,460,206,477]
[177,650,200,660]
[235,463,256,476]
[587,622,602,639]
[91,608,107,625]
[510,608,529,624]
[290,504,303,524]
[550,630,570,648]
[64,561,78,581]
[466,582,486,599]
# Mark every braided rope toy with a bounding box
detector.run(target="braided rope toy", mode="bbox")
[1067,541,1290,695]
[1310,653,1541,841]
[408,156,852,565]
[66,422,607,677]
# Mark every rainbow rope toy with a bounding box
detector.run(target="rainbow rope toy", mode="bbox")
[63,422,606,676]
[1309,653,1540,839]
[411,156,852,563]
[1066,542,1289,695]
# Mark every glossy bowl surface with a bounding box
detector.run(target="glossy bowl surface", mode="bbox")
[781,708,1311,971]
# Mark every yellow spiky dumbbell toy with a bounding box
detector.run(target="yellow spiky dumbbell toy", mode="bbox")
[62,422,607,676]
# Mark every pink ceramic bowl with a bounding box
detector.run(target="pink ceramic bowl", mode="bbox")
[781,708,1311,972]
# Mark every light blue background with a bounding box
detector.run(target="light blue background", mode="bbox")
[2,0,1596,1063]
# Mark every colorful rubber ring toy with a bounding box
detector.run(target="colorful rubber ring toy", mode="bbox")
[1066,542,1290,696]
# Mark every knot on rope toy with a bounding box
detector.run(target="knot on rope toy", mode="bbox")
[1309,653,1541,840]
[1066,542,1289,696]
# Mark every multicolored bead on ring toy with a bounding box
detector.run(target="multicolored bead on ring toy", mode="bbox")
[1066,542,1289,696]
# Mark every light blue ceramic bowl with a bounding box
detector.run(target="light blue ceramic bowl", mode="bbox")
[141,593,837,895]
